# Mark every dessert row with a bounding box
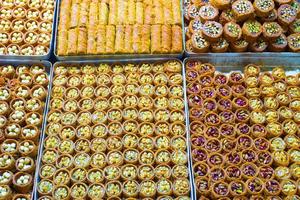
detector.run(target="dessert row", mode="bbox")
[184,0,300,53]
[185,60,300,199]
[0,63,49,200]
[56,0,183,56]
[37,60,191,200]
[57,24,183,55]
[0,0,55,56]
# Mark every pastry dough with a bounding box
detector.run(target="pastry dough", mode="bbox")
[124,25,133,53]
[79,0,89,28]
[115,25,125,53]
[171,25,182,52]
[132,24,141,53]
[136,1,144,24]
[109,0,117,25]
[87,28,96,54]
[151,25,161,53]
[67,28,78,54]
[96,25,106,54]
[172,0,181,25]
[127,0,136,25]
[78,27,87,54]
[57,30,68,55]
[162,24,171,53]
[106,25,115,53]
[141,25,150,53]
[99,2,109,25]
[70,1,80,28]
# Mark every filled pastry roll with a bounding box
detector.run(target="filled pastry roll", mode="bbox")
[87,28,96,54]
[154,2,164,24]
[109,0,117,25]
[59,0,71,29]
[144,4,152,24]
[77,27,87,54]
[105,25,115,54]
[161,24,172,53]
[99,1,109,25]
[96,25,106,54]
[115,25,125,53]
[69,1,80,28]
[151,25,162,53]
[171,25,183,53]
[117,0,127,25]
[89,0,99,27]
[136,1,144,24]
[67,28,78,55]
[127,0,136,24]
[132,24,141,53]
[172,0,182,25]
[57,29,68,55]
[164,3,173,24]
[124,25,133,53]
[141,25,151,53]
[79,0,89,28]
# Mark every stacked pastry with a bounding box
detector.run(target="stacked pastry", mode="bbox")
[37,61,191,200]
[0,64,49,200]
[184,0,300,53]
[186,60,300,199]
[0,0,55,56]
[57,0,183,55]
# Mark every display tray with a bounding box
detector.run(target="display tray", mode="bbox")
[0,60,52,200]
[0,1,57,60]
[53,0,185,60]
[184,57,300,200]
[34,58,193,200]
[183,0,300,57]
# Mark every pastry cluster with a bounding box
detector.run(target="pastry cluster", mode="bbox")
[0,64,49,200]
[37,61,191,200]
[186,60,300,199]
[0,0,55,56]
[57,0,183,55]
[184,0,300,53]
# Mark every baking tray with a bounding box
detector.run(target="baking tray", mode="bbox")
[183,56,300,200]
[53,0,185,60]
[0,59,52,200]
[34,58,194,199]
[182,1,300,57]
[0,2,58,60]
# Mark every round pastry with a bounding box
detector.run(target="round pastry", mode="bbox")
[220,9,236,25]
[269,34,287,52]
[250,37,268,52]
[242,20,262,42]
[253,0,275,17]
[211,38,229,53]
[199,5,219,22]
[210,0,231,10]
[202,21,223,42]
[224,22,242,42]
[191,32,210,53]
[278,4,297,26]
[230,39,249,52]
[232,0,254,22]
[287,33,300,52]
[262,22,283,41]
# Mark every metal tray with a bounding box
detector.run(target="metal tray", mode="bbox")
[182,1,300,57]
[183,56,300,200]
[34,58,194,199]
[0,59,52,200]
[53,0,185,60]
[0,2,58,60]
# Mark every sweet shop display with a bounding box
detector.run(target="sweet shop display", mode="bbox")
[56,0,183,56]
[0,0,55,56]
[0,63,49,200]
[185,59,300,199]
[184,0,300,53]
[36,60,191,199]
